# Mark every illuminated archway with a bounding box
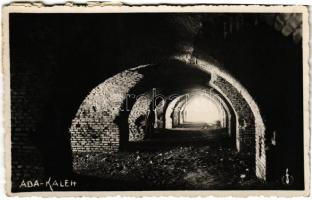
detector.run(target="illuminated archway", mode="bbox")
[70,55,266,179]
[184,95,222,124]
[165,89,233,135]
[165,95,185,129]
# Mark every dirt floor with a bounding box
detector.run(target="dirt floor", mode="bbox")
[72,129,272,190]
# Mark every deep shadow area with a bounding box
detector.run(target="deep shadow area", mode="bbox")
[9,13,304,191]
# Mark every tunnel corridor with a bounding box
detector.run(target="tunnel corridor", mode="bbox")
[9,12,305,191]
[69,57,267,189]
[71,85,254,190]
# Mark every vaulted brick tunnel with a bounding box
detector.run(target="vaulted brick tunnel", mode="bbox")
[9,12,304,191]
[70,56,266,180]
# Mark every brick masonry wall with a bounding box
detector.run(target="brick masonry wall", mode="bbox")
[213,76,255,152]
[128,92,153,141]
[71,64,257,155]
[70,69,144,155]
[11,72,46,190]
[164,95,184,129]
[212,75,267,178]
[172,97,186,127]
[10,13,302,186]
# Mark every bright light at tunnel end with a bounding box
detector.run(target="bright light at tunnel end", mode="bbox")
[116,91,223,123]
[183,95,223,124]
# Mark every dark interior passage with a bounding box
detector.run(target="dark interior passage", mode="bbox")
[9,12,304,191]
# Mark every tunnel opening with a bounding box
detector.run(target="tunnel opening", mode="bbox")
[171,93,226,129]
[182,95,224,128]
[160,90,236,147]
[139,91,233,148]
[69,57,266,188]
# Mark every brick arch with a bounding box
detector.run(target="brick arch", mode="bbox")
[165,95,185,129]
[172,95,188,127]
[127,91,153,142]
[166,90,232,132]
[174,54,266,179]
[70,56,266,179]
[128,88,232,141]
[70,65,146,153]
